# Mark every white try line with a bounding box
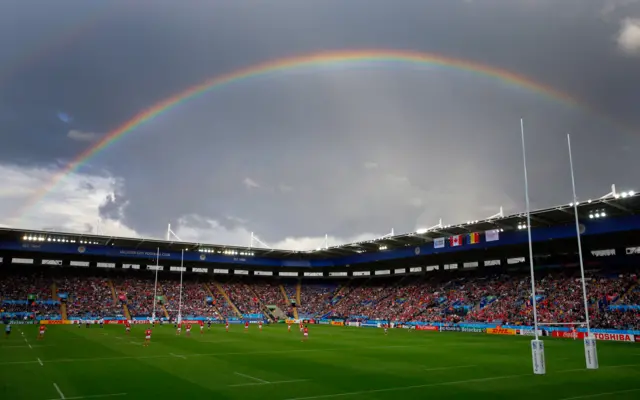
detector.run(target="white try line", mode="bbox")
[234,372,270,384]
[424,365,477,372]
[53,383,66,399]
[38,358,44,366]
[44,393,127,400]
[229,379,308,387]
[170,353,186,359]
[558,388,640,400]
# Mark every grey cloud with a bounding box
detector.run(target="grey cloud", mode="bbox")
[67,129,100,142]
[617,18,640,55]
[1,0,639,246]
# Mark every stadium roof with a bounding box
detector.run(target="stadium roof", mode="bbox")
[1,190,638,259]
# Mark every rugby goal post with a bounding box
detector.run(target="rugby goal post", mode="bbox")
[539,322,598,369]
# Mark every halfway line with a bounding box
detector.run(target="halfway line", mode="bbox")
[234,372,269,384]
[53,383,66,399]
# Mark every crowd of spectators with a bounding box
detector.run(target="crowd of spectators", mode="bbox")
[114,278,156,317]
[298,284,338,317]
[1,269,638,329]
[221,283,263,315]
[59,277,122,319]
[161,280,221,320]
[207,283,237,318]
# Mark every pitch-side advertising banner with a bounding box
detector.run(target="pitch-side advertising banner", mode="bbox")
[517,329,544,336]
[1,320,35,325]
[486,327,516,335]
[40,320,72,325]
[415,326,439,331]
[331,321,344,326]
[551,331,635,342]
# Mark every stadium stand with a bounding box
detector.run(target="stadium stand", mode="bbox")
[1,265,638,330]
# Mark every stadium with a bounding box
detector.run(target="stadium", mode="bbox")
[1,190,640,399]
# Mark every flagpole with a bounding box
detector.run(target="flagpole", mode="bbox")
[152,247,159,322]
[521,119,545,374]
[567,133,598,370]
[178,250,184,324]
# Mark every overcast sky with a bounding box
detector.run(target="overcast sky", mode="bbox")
[0,0,638,250]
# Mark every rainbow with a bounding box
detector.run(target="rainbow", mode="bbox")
[16,49,590,220]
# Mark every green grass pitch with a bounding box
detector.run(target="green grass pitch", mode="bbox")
[1,324,639,399]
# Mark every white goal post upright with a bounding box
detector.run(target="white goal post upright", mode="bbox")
[520,119,545,375]
[177,250,184,325]
[152,247,160,323]
[567,134,599,370]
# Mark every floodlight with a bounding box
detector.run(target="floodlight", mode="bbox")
[416,228,428,234]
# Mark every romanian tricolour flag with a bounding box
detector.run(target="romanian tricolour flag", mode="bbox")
[467,232,480,244]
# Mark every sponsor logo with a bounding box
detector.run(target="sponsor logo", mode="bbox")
[635,336,640,343]
[593,333,634,342]
[626,246,640,255]
[414,247,421,255]
[487,327,516,335]
[461,327,485,333]
[2,320,35,325]
[415,325,438,331]
[518,329,543,336]
[200,254,206,261]
[77,246,86,254]
[552,331,584,339]
[591,249,615,257]
[330,321,344,326]
[440,326,462,332]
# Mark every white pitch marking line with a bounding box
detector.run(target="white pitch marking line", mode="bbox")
[53,383,66,399]
[234,372,270,384]
[170,353,186,359]
[557,388,640,400]
[424,365,477,372]
[1,344,52,349]
[38,358,44,366]
[24,338,33,349]
[283,373,531,400]
[229,379,308,387]
[44,393,127,400]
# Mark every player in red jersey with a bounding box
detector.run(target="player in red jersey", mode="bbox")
[244,321,249,332]
[225,321,229,332]
[125,320,131,335]
[185,323,192,337]
[37,325,46,340]
[144,328,152,347]
[299,322,303,332]
[302,325,309,342]
[258,321,263,331]
[176,322,182,336]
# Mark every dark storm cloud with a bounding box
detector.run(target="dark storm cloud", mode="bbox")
[1,0,639,244]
